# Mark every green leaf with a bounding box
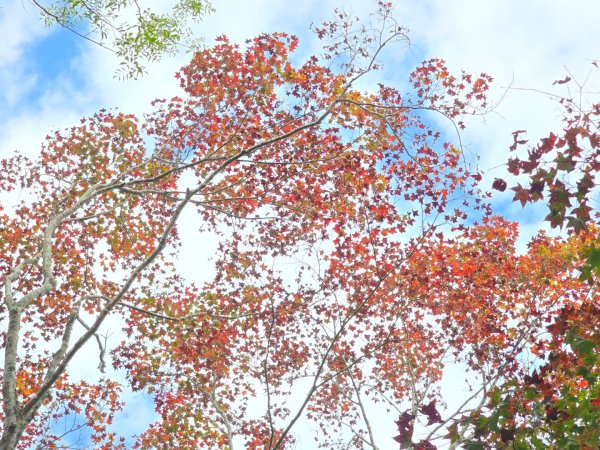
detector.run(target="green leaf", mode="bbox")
[464,442,485,450]
[524,386,540,401]
[580,245,600,281]
[487,410,500,432]
[572,337,595,356]
[556,152,576,172]
[36,0,213,79]
[514,441,532,450]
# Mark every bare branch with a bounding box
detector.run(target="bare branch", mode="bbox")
[76,315,107,373]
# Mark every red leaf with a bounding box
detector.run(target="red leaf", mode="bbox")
[420,400,443,425]
[492,178,507,192]
[552,76,571,85]
[393,411,414,448]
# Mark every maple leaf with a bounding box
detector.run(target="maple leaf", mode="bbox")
[509,129,528,151]
[393,411,414,449]
[529,180,545,195]
[492,178,507,192]
[414,440,437,450]
[420,400,443,425]
[553,75,572,85]
[579,245,600,281]
[512,184,530,206]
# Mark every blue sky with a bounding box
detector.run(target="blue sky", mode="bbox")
[1,0,600,446]
[3,1,599,228]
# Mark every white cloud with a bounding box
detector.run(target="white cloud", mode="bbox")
[395,0,600,165]
[0,0,49,67]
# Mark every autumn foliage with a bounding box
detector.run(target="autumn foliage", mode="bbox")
[484,67,600,450]
[0,4,597,449]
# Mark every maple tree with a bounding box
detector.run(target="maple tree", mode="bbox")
[460,297,599,449]
[1,3,596,449]
[480,67,600,450]
[388,221,599,449]
[494,65,600,271]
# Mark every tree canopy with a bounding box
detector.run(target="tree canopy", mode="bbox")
[1,3,598,449]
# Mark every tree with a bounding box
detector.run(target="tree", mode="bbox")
[494,65,600,276]
[455,290,599,449]
[1,3,593,448]
[26,0,214,78]
[476,66,600,450]
[387,222,599,450]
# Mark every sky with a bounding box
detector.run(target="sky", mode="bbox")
[2,0,600,237]
[1,0,600,447]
